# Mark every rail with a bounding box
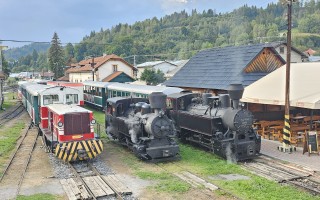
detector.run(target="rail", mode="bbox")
[242,155,320,195]
[0,104,25,125]
[0,121,39,198]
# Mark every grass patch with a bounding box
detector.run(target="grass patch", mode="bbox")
[16,193,60,200]
[136,170,190,193]
[155,179,190,193]
[0,121,26,176]
[84,106,105,124]
[136,171,171,180]
[84,106,107,139]
[0,121,25,158]
[179,144,245,175]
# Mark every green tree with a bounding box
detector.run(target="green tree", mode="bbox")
[140,68,165,85]
[48,32,65,79]
[65,43,75,65]
[1,55,10,77]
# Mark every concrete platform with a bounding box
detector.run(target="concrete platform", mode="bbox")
[260,139,320,172]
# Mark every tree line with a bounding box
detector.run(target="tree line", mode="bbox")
[3,0,320,77]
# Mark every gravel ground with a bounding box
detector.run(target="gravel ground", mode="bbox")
[48,153,73,179]
[90,157,114,175]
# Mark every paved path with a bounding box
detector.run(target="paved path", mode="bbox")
[260,139,320,172]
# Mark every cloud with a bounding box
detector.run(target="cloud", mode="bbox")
[159,0,190,14]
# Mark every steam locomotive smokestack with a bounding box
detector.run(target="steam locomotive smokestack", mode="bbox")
[149,92,167,114]
[227,84,244,109]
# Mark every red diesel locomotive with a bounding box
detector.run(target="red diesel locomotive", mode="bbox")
[42,104,103,161]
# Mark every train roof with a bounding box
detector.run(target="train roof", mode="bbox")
[107,83,183,95]
[19,82,38,89]
[82,81,114,88]
[25,84,51,95]
[46,104,92,115]
[25,84,81,96]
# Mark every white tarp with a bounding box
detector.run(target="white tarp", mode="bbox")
[241,62,320,109]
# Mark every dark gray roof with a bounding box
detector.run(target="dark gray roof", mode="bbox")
[164,43,280,90]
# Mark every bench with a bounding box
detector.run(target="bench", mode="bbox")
[256,120,283,140]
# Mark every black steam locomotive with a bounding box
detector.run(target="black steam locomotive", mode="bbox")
[105,92,180,162]
[166,84,261,161]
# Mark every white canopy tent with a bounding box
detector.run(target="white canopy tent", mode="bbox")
[241,62,320,109]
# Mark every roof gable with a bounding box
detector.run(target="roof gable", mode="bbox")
[67,54,136,73]
[164,43,285,90]
[101,71,134,82]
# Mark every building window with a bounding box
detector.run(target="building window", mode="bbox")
[113,65,118,72]
[280,47,284,54]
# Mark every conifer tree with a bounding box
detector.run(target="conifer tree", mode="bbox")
[48,32,64,79]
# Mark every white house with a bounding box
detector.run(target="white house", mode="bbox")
[270,42,308,63]
[136,61,177,79]
[65,54,136,83]
[165,60,189,80]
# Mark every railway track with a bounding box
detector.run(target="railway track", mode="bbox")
[242,155,320,195]
[0,104,25,126]
[61,161,132,200]
[0,122,38,199]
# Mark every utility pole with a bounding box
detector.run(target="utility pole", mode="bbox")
[133,55,136,67]
[278,0,296,153]
[0,45,8,110]
[90,56,96,81]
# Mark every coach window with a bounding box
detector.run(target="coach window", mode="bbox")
[66,94,79,104]
[43,95,59,105]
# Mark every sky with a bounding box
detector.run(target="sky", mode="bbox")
[0,0,277,48]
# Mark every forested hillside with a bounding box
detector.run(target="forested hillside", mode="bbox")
[4,43,50,60]
[7,0,320,73]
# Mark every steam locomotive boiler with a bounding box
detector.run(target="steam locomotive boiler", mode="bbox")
[167,84,261,161]
[105,92,180,162]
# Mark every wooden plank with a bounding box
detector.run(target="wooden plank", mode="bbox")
[246,163,298,182]
[83,176,106,198]
[182,172,218,191]
[60,179,78,200]
[103,175,132,195]
[93,176,115,196]
[173,172,200,187]
[69,178,91,200]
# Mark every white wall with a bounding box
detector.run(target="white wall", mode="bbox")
[69,72,92,82]
[97,60,134,81]
[153,63,177,74]
[137,63,176,79]
[275,44,304,63]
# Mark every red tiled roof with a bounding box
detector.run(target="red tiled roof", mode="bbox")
[57,74,69,81]
[67,54,136,73]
